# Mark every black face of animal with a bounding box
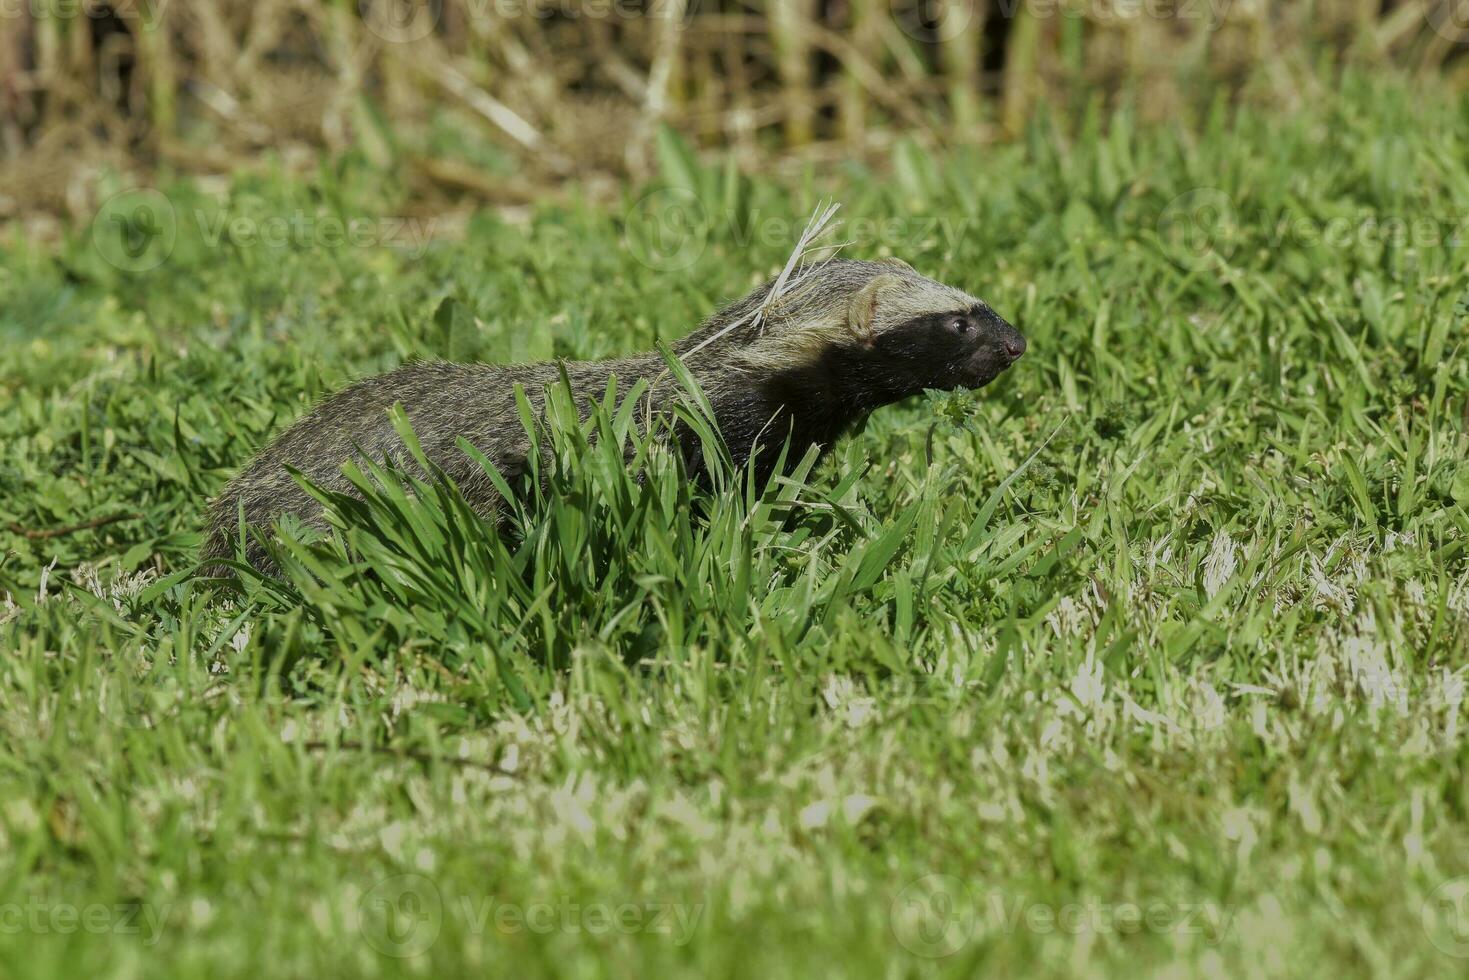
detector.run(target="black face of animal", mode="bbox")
[873,304,1026,393]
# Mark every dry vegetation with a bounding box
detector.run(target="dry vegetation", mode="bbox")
[3,0,1468,224]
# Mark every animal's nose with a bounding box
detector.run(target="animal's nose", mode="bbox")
[1002,329,1026,362]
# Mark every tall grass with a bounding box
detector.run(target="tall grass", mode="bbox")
[2,64,1469,977]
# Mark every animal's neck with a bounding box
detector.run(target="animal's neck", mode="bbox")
[678,343,907,479]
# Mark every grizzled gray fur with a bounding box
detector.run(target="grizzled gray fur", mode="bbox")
[201,258,1025,574]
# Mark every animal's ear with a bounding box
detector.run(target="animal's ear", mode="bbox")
[877,256,917,274]
[847,273,905,346]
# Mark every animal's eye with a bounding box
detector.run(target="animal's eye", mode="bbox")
[949,317,969,334]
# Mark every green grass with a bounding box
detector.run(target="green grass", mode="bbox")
[3,73,1469,978]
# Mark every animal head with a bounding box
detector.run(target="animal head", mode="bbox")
[682,258,1025,396]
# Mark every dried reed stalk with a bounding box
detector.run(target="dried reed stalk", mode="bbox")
[0,0,1459,216]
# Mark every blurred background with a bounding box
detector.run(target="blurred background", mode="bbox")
[2,0,1467,231]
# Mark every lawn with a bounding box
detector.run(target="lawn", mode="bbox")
[2,72,1467,978]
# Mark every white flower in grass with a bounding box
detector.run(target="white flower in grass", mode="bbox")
[821,674,877,729]
[1190,680,1229,733]
[1202,531,1237,598]
[1384,530,1417,552]
[1062,652,1106,718]
[36,557,58,604]
[1440,669,1466,729]
[800,794,878,831]
[1220,807,1259,867]
[1309,556,1355,614]
[1045,595,1088,638]
[1447,577,1469,616]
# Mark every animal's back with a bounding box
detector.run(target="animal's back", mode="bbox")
[201,360,527,571]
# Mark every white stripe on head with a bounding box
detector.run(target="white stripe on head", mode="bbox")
[733,259,983,370]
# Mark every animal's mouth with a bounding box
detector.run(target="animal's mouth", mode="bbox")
[958,342,1023,389]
